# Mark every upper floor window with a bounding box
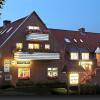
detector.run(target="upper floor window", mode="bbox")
[70,52,79,60]
[28,43,34,49]
[28,43,40,49]
[16,43,23,49]
[45,44,50,50]
[82,53,89,60]
[27,26,40,30]
[47,67,58,78]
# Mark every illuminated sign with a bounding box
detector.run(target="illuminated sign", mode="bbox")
[69,72,79,86]
[4,60,11,72]
[15,59,32,67]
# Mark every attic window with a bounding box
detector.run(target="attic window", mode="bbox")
[28,26,40,30]
[64,38,71,43]
[6,27,13,33]
[80,39,83,43]
[74,39,77,43]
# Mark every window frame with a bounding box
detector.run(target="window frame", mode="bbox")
[81,53,89,60]
[70,52,79,60]
[16,43,23,49]
[47,67,58,79]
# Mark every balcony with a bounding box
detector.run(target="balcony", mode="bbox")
[26,32,49,41]
[14,52,60,60]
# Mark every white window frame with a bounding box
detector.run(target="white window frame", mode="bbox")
[82,53,89,60]
[70,52,79,60]
[47,67,58,78]
[45,44,50,50]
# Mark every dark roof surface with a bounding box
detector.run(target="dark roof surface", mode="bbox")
[49,28,100,52]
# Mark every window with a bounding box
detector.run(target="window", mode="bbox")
[18,68,30,79]
[5,74,12,80]
[74,39,77,43]
[70,52,79,60]
[82,53,89,60]
[45,44,50,49]
[16,43,23,49]
[33,43,40,49]
[64,38,71,43]
[28,43,33,49]
[80,39,83,43]
[47,67,58,78]
[27,26,40,30]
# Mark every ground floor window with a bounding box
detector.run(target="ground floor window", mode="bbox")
[5,74,12,80]
[18,68,30,79]
[47,67,58,79]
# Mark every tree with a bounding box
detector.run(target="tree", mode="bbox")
[0,0,5,15]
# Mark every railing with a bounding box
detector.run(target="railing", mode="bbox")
[26,32,49,41]
[14,52,60,60]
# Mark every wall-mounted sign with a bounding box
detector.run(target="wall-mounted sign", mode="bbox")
[69,72,79,86]
[15,59,32,67]
[4,60,11,72]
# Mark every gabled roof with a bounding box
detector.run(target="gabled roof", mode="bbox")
[95,47,100,53]
[49,28,100,52]
[0,11,47,48]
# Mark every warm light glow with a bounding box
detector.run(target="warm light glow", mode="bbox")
[18,68,30,79]
[69,72,79,86]
[79,61,93,71]
[28,26,40,30]
[70,52,79,60]
[48,67,58,78]
[15,59,32,67]
[16,43,23,49]
[82,53,89,60]
[33,43,40,49]
[45,44,50,49]
[28,43,34,49]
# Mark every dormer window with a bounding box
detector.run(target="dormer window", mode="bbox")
[27,26,40,30]
[70,52,79,60]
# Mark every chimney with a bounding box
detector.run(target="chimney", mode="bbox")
[78,27,85,35]
[3,20,11,26]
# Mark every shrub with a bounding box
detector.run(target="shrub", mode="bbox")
[1,81,14,89]
[16,79,34,88]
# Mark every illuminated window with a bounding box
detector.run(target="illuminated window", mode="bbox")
[18,68,30,79]
[16,43,23,49]
[28,43,33,49]
[45,44,50,49]
[33,43,40,49]
[70,52,79,60]
[27,26,40,30]
[82,53,89,60]
[48,68,58,78]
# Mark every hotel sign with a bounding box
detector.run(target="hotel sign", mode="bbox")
[69,73,79,86]
[15,60,32,67]
[4,60,11,72]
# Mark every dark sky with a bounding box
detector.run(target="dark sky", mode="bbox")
[0,0,100,33]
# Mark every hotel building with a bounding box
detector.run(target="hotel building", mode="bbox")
[0,11,100,86]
